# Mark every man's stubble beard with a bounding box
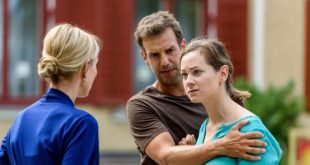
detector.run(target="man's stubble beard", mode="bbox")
[157,70,182,86]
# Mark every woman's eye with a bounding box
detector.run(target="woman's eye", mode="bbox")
[181,73,187,78]
[193,70,202,75]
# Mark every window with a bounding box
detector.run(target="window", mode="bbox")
[0,0,46,105]
[8,0,40,98]
[133,0,161,93]
[173,0,202,41]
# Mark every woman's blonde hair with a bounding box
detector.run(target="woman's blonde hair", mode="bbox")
[38,23,101,83]
[181,37,251,106]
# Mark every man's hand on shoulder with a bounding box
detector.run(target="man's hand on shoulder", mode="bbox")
[215,120,267,161]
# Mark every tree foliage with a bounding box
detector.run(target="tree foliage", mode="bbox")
[234,78,305,165]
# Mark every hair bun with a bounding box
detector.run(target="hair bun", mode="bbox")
[37,54,59,80]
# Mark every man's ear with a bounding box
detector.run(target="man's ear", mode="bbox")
[140,50,149,64]
[181,39,186,49]
[219,65,229,83]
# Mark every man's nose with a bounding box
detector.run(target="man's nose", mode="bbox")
[160,54,170,66]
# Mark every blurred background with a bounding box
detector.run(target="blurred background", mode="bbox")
[0,0,310,164]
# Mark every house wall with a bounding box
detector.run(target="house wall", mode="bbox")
[264,0,305,94]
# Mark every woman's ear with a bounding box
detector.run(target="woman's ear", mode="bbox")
[219,65,229,84]
[82,61,90,81]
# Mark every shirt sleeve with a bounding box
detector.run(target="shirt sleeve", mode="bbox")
[238,120,283,164]
[126,98,168,152]
[62,115,99,165]
[0,134,10,164]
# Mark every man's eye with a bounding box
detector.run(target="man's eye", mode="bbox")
[149,53,158,58]
[166,48,174,54]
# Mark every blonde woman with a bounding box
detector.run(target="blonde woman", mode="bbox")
[0,23,101,165]
[180,37,282,164]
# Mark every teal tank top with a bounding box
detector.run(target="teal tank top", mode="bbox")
[196,116,282,165]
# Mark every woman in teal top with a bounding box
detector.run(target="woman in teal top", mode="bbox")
[180,37,282,164]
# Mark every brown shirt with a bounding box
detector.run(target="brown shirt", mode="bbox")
[126,86,208,165]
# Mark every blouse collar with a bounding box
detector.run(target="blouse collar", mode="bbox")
[42,88,74,107]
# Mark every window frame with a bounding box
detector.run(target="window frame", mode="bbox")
[0,0,48,105]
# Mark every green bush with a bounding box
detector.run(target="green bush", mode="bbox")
[234,78,305,165]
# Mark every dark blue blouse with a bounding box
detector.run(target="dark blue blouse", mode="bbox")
[0,88,99,165]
